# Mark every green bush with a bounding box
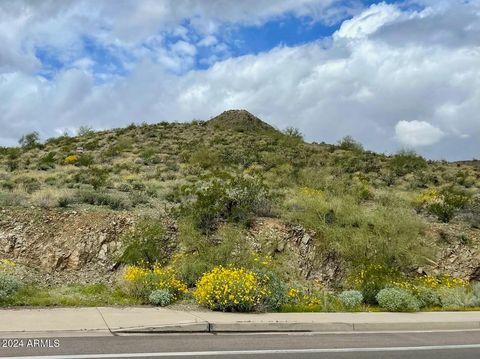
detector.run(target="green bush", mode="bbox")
[338,136,363,153]
[4,148,21,172]
[189,147,220,169]
[77,154,95,167]
[14,176,41,193]
[0,274,20,301]
[253,268,288,311]
[73,167,109,189]
[283,127,304,142]
[19,132,40,149]
[348,264,404,305]
[338,290,363,308]
[58,195,75,208]
[438,287,479,309]
[376,288,420,312]
[38,152,56,170]
[415,286,440,308]
[427,187,470,223]
[174,221,255,287]
[390,150,427,176]
[472,282,480,299]
[121,265,187,300]
[149,289,174,307]
[76,190,129,210]
[283,188,426,275]
[119,219,175,266]
[182,173,272,234]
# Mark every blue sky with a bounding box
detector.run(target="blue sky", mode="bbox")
[1,0,479,160]
[33,1,413,78]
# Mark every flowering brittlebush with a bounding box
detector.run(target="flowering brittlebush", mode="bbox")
[64,155,78,165]
[195,266,270,312]
[0,259,16,274]
[122,265,187,300]
[417,274,468,289]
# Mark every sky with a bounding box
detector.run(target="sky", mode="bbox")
[0,0,479,160]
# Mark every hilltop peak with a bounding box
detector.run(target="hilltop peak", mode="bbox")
[207,110,276,132]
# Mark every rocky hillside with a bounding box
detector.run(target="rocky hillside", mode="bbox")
[0,110,479,287]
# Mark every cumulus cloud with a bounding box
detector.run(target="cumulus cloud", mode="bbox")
[395,120,445,147]
[335,3,401,39]
[0,0,479,160]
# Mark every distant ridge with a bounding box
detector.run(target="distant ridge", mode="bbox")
[207,109,276,132]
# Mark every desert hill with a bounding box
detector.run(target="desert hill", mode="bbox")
[0,110,479,288]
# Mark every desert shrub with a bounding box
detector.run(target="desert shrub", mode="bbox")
[77,126,95,137]
[14,176,41,193]
[0,261,20,302]
[284,188,426,274]
[283,127,303,141]
[174,221,257,286]
[0,274,20,302]
[472,282,480,299]
[76,190,129,210]
[338,290,363,308]
[5,148,21,172]
[281,286,337,312]
[38,152,56,170]
[58,194,75,208]
[140,147,161,165]
[458,196,480,228]
[415,274,468,289]
[415,286,441,308]
[0,259,16,274]
[73,167,109,189]
[77,154,95,167]
[416,187,471,222]
[253,268,288,311]
[149,289,174,307]
[194,266,270,312]
[19,132,40,149]
[64,155,79,165]
[348,264,404,305]
[30,189,65,208]
[390,150,427,176]
[1,180,14,191]
[376,288,420,312]
[182,173,272,233]
[119,219,174,266]
[0,191,28,207]
[189,147,220,169]
[438,287,479,309]
[121,265,187,300]
[338,136,363,152]
[428,188,470,223]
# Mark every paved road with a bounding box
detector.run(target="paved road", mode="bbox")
[0,330,479,359]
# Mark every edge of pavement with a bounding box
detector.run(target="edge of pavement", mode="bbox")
[0,307,479,336]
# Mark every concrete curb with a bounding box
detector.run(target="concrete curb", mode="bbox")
[113,320,480,334]
[112,322,209,334]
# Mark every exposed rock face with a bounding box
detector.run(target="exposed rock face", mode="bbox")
[423,223,480,281]
[0,208,133,283]
[1,208,479,286]
[252,218,480,287]
[248,218,345,288]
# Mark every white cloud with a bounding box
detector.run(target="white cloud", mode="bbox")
[198,35,218,47]
[335,3,401,39]
[170,40,197,57]
[0,1,479,160]
[395,120,445,147]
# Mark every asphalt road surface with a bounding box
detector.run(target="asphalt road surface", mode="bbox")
[1,330,480,359]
